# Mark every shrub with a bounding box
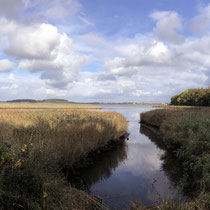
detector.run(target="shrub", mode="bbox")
[170,88,210,106]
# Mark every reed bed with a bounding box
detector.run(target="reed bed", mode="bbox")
[0,102,101,109]
[139,108,210,209]
[0,109,127,209]
[1,110,127,167]
[152,104,201,109]
[130,193,209,210]
[140,108,210,145]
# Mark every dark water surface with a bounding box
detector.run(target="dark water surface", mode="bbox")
[72,105,182,209]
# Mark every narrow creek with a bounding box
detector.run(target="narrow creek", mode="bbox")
[70,105,183,209]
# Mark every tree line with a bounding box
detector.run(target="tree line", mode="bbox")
[171,88,210,106]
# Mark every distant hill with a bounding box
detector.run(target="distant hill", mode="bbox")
[6,99,37,103]
[6,99,161,105]
[6,98,72,104]
[41,98,71,103]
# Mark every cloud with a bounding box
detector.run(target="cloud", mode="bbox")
[174,36,210,69]
[0,0,27,20]
[0,0,83,25]
[0,60,206,103]
[190,3,210,35]
[100,32,209,102]
[104,41,172,76]
[150,11,185,43]
[0,0,92,89]
[42,0,82,21]
[0,18,17,35]
[0,59,15,72]
[5,23,60,59]
[0,17,90,88]
[78,16,94,26]
[0,74,44,100]
[0,2,209,102]
[75,33,115,62]
[104,32,210,77]
[18,33,90,88]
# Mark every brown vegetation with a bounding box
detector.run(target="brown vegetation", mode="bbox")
[152,104,201,109]
[130,193,209,210]
[139,108,210,209]
[0,109,127,209]
[0,102,101,109]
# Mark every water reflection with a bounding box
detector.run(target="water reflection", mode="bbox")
[140,125,184,195]
[70,105,183,209]
[69,142,128,193]
[139,125,166,150]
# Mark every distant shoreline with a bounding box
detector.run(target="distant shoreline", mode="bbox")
[3,98,164,106]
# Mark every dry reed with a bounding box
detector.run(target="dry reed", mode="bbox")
[0,102,101,109]
[0,109,127,209]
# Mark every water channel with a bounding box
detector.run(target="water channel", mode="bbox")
[71,105,183,209]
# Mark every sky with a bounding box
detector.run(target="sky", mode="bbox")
[0,0,210,103]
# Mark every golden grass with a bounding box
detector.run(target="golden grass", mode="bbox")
[152,104,203,109]
[0,109,127,167]
[140,109,169,128]
[0,102,101,109]
[0,109,127,209]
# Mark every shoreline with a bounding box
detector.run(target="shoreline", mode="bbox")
[66,132,129,209]
[134,108,210,209]
[65,132,129,175]
[0,109,128,209]
[140,123,180,150]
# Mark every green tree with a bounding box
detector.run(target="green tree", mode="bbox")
[170,88,210,106]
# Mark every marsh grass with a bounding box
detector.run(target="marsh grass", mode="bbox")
[141,108,210,147]
[0,109,127,209]
[0,102,101,109]
[152,104,202,109]
[140,108,210,209]
[130,192,210,210]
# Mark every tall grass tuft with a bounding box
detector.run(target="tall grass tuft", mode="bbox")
[0,102,101,110]
[140,108,210,209]
[0,109,127,209]
[130,192,210,209]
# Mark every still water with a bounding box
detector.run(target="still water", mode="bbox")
[72,105,182,209]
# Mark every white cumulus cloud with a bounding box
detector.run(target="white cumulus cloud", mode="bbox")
[18,33,90,88]
[0,59,15,72]
[0,18,17,35]
[150,11,185,43]
[5,23,60,60]
[0,1,209,102]
[0,17,90,88]
[104,41,173,76]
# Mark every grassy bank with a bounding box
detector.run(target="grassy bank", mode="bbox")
[0,109,127,209]
[139,108,210,209]
[152,104,201,109]
[0,102,101,109]
[130,193,209,210]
